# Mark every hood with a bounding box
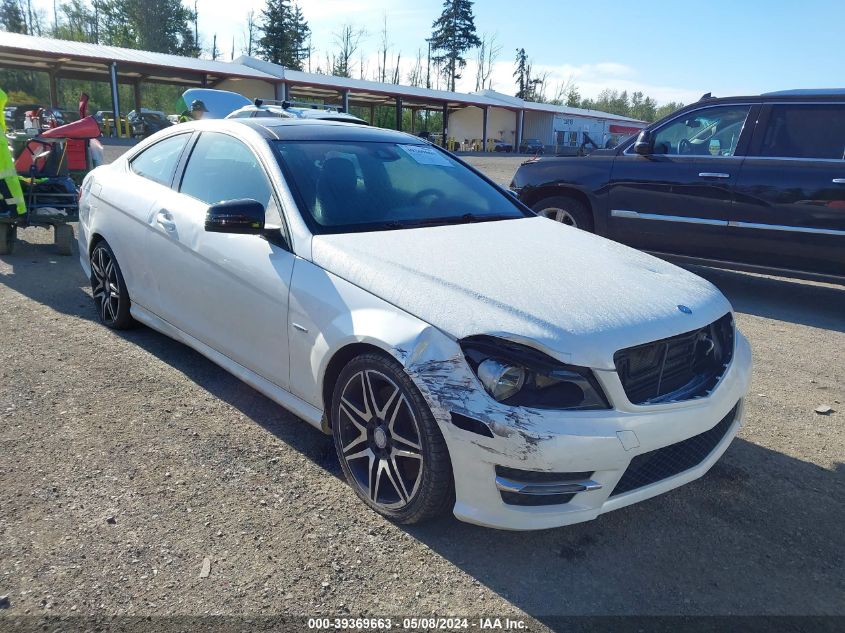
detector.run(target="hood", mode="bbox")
[311,217,732,370]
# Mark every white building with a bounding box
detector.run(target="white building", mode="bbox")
[448,90,646,152]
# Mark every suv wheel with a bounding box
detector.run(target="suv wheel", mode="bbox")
[331,353,453,524]
[533,195,593,231]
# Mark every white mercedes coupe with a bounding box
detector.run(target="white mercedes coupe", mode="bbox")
[78,118,752,530]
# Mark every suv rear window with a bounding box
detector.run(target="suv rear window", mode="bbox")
[758,104,845,160]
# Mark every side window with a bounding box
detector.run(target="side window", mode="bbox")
[129,133,189,186]
[651,106,751,156]
[180,132,273,211]
[758,104,845,160]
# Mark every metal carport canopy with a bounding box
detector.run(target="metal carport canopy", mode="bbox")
[235,56,516,111]
[0,32,278,87]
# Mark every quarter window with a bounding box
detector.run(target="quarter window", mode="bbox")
[129,133,189,186]
[758,104,845,160]
[651,105,751,156]
[180,132,273,210]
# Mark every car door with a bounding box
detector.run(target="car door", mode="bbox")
[144,130,295,389]
[607,103,757,260]
[728,102,845,277]
[106,131,192,310]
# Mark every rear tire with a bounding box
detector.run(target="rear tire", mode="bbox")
[90,240,135,329]
[0,224,15,255]
[54,224,73,255]
[533,195,593,231]
[331,352,454,524]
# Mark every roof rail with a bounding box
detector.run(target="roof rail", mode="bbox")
[762,88,845,96]
[254,98,345,112]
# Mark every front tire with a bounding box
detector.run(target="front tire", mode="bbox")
[90,240,135,329]
[331,353,453,524]
[533,195,593,231]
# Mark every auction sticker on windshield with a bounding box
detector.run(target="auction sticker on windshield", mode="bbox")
[398,144,453,166]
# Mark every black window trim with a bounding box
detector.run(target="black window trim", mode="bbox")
[747,101,845,162]
[128,130,194,188]
[173,129,293,250]
[621,102,760,159]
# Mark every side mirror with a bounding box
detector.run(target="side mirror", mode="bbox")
[205,199,265,234]
[633,130,653,156]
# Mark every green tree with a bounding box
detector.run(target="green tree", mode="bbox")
[430,0,480,92]
[0,0,27,33]
[328,23,364,78]
[513,47,528,99]
[257,0,310,69]
[127,0,196,55]
[654,101,684,120]
[94,0,133,47]
[54,0,97,43]
[565,84,581,107]
[629,91,658,122]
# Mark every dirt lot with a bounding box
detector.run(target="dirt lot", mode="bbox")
[0,150,843,630]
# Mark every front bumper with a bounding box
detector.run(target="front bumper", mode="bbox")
[433,331,752,530]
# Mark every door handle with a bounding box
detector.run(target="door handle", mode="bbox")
[699,172,731,179]
[832,178,845,184]
[155,210,176,231]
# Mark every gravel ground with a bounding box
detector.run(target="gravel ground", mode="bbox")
[0,149,843,630]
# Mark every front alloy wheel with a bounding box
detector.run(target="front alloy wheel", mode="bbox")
[537,207,578,226]
[533,195,593,231]
[332,353,453,524]
[90,241,134,329]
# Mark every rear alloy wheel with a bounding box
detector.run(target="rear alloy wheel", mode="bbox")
[332,353,453,524]
[90,241,135,329]
[533,195,593,231]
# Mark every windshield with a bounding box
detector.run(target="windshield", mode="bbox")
[271,140,527,233]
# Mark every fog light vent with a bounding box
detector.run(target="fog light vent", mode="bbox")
[494,466,601,506]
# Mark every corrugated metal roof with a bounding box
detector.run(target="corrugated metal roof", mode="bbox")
[0,32,645,124]
[0,31,277,80]
[474,89,645,123]
[236,56,506,108]
[237,56,645,123]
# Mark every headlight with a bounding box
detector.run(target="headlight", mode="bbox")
[461,336,610,410]
[477,359,525,401]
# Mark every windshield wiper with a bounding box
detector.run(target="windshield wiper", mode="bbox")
[377,213,516,230]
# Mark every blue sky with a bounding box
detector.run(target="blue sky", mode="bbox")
[34,0,845,104]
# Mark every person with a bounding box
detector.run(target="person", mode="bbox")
[578,132,599,157]
[179,99,208,123]
[0,87,26,217]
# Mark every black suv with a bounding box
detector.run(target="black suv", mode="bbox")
[511,90,845,282]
